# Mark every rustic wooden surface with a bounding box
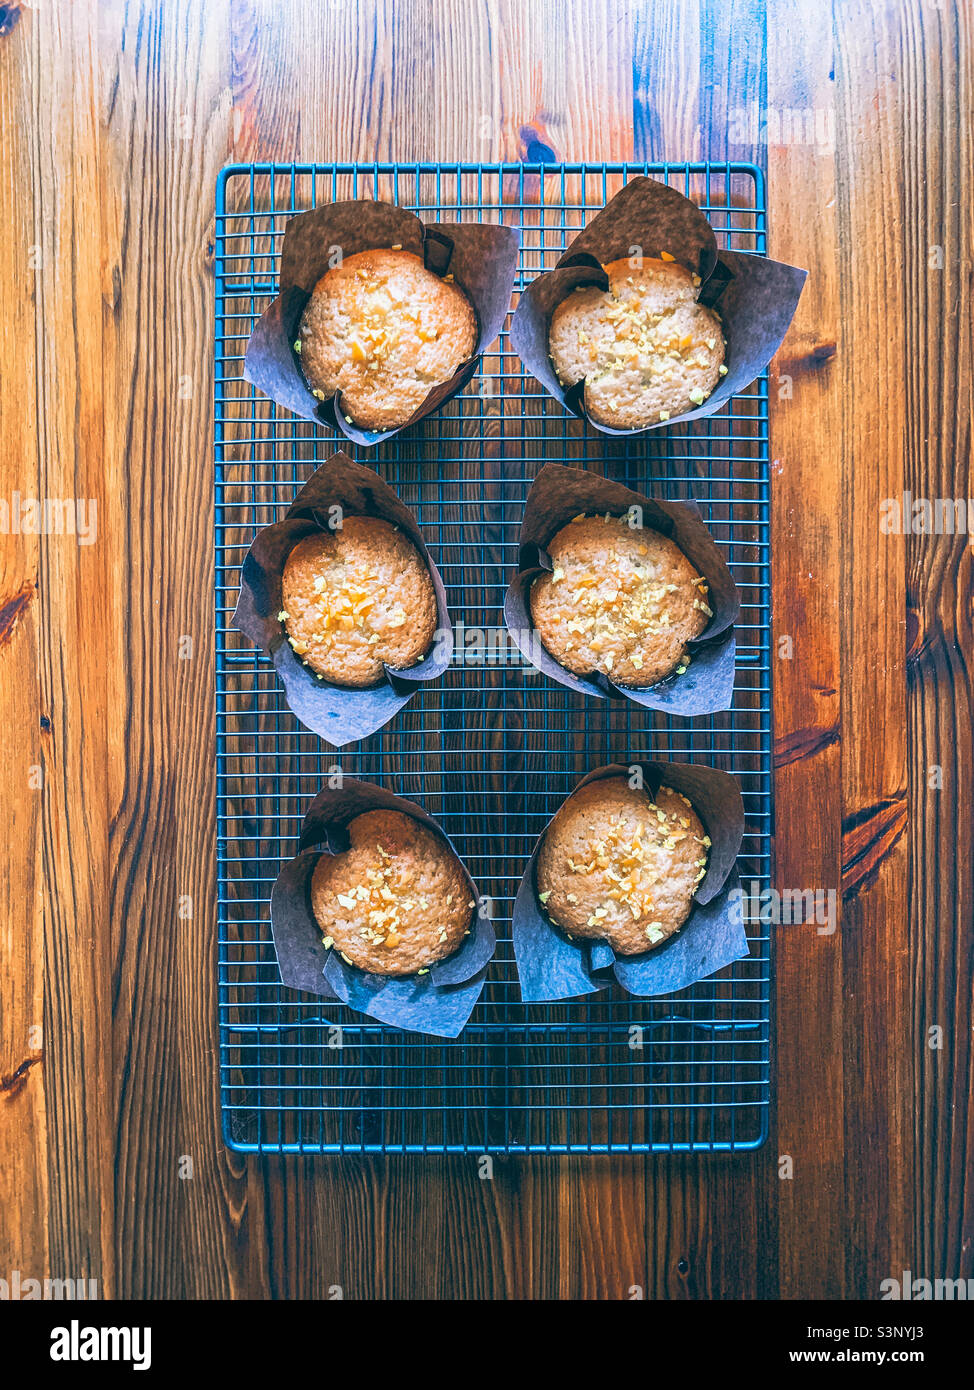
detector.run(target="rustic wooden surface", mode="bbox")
[1,0,970,1299]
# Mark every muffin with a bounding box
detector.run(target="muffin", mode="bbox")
[536,777,711,955]
[296,248,477,430]
[548,256,726,428]
[310,809,475,976]
[280,515,437,688]
[529,513,712,687]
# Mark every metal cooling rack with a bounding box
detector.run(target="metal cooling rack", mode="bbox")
[215,162,772,1154]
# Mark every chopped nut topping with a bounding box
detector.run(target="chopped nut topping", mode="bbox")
[540,513,706,679]
[552,791,708,930]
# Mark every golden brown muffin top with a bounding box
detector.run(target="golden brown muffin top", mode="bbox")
[548,256,725,428]
[310,809,475,977]
[280,515,437,688]
[297,248,477,431]
[529,513,710,687]
[537,778,711,955]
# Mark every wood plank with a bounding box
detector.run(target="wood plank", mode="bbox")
[766,0,845,1298]
[899,0,973,1286]
[96,0,253,1299]
[160,0,250,1300]
[24,0,116,1297]
[833,0,913,1295]
[0,0,48,1292]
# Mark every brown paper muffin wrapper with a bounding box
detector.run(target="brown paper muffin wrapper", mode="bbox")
[270,779,495,1038]
[244,201,519,445]
[503,463,739,715]
[232,452,453,746]
[509,175,807,435]
[513,762,747,1002]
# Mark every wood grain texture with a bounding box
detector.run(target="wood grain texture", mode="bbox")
[0,0,46,1288]
[25,0,115,1297]
[0,0,969,1300]
[767,0,846,1299]
[898,0,973,1288]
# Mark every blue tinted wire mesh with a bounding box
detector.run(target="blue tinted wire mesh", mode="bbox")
[215,163,772,1154]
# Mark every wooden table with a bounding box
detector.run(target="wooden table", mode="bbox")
[1,0,969,1300]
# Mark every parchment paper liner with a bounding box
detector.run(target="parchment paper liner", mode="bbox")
[232,452,453,746]
[503,463,739,715]
[513,761,747,1002]
[510,175,807,435]
[270,779,495,1038]
[244,201,519,445]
